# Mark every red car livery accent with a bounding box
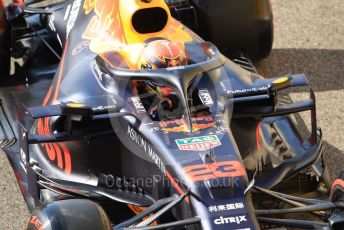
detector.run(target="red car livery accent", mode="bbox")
[331,179,344,193]
[37,40,72,174]
[183,161,246,182]
[159,116,216,133]
[29,216,42,230]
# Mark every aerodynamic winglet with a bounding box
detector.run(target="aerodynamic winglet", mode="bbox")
[26,104,62,119]
[26,102,93,119]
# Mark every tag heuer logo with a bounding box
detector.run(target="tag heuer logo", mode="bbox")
[175,135,221,151]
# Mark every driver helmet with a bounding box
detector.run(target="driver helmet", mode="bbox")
[139,38,187,70]
[137,39,187,118]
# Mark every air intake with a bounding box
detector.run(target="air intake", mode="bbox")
[132,7,168,34]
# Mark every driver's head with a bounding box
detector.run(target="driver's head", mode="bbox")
[139,39,187,70]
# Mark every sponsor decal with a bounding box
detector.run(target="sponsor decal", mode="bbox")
[131,97,146,113]
[214,215,247,225]
[66,0,82,37]
[183,161,245,182]
[92,104,116,112]
[226,86,268,96]
[37,117,72,174]
[72,41,89,55]
[160,116,216,133]
[166,65,185,71]
[216,126,228,135]
[48,15,56,32]
[82,0,125,53]
[37,51,72,175]
[64,4,71,20]
[208,202,245,213]
[48,15,62,46]
[162,123,217,133]
[127,126,166,174]
[83,0,96,14]
[175,135,221,151]
[20,148,27,174]
[160,116,213,127]
[198,89,214,106]
[29,216,42,230]
[19,128,28,174]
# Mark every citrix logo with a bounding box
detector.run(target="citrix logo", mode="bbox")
[214,215,247,225]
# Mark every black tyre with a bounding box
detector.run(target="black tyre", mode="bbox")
[253,17,274,61]
[26,199,112,230]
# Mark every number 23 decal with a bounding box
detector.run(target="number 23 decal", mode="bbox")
[183,161,245,182]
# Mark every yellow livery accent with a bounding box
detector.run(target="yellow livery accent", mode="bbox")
[273,77,290,84]
[66,103,87,108]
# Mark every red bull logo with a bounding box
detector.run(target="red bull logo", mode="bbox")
[160,116,216,133]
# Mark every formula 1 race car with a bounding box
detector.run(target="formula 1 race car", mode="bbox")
[1,0,344,229]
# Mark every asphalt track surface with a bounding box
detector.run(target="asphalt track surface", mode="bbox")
[0,0,344,229]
